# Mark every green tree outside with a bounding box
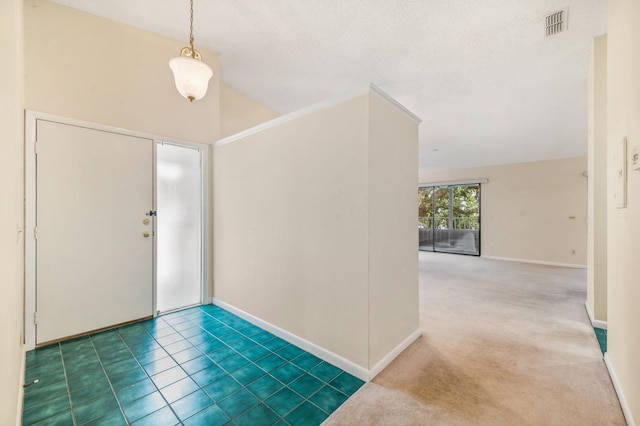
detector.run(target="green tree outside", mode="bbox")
[418,185,479,230]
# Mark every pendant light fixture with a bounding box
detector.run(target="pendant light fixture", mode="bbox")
[169,0,213,102]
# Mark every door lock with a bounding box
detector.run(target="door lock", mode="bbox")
[143,218,150,225]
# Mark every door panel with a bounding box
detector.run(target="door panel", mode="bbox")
[156,142,202,312]
[418,187,434,251]
[418,184,480,255]
[433,187,451,252]
[36,120,154,343]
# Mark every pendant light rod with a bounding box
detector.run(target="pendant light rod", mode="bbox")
[179,0,201,60]
[188,0,195,56]
[169,0,213,102]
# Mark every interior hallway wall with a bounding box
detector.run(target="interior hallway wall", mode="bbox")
[0,0,25,423]
[606,0,640,423]
[420,157,588,266]
[587,35,608,325]
[24,0,220,143]
[213,90,420,376]
[367,94,419,367]
[213,95,371,369]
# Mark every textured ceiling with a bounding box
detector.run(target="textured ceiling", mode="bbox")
[50,0,607,172]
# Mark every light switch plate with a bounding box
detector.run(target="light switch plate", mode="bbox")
[631,144,640,171]
[613,137,627,209]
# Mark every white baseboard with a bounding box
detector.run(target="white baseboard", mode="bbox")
[369,329,421,380]
[482,255,587,269]
[593,319,608,330]
[605,353,636,426]
[16,346,25,426]
[212,298,369,381]
[584,301,608,330]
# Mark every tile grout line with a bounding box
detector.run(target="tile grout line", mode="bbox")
[196,309,283,420]
[161,314,220,422]
[87,333,131,424]
[116,317,183,423]
[163,308,284,422]
[25,305,363,426]
[205,306,351,421]
[191,307,345,422]
[58,342,77,426]
[22,350,70,424]
[199,309,285,422]
[167,310,270,422]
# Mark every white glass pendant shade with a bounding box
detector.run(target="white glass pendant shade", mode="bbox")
[169,56,213,102]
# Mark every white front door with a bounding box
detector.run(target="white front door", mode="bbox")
[35,120,154,344]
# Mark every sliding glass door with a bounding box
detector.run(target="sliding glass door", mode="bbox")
[418,184,480,255]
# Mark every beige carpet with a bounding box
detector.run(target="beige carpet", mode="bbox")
[325,252,626,425]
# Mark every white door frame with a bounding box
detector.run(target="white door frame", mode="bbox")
[156,140,206,314]
[24,111,210,350]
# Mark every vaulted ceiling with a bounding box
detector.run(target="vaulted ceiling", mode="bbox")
[51,0,607,172]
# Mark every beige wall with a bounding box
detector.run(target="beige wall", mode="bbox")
[24,0,220,143]
[213,91,419,374]
[420,157,588,266]
[0,0,25,423]
[368,93,419,367]
[214,95,371,367]
[587,35,608,324]
[607,0,640,423]
[220,83,279,138]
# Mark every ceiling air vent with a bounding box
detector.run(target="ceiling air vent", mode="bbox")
[545,8,568,37]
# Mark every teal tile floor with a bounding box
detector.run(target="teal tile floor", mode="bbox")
[594,327,607,354]
[23,305,364,425]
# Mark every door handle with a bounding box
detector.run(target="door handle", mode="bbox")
[143,232,150,238]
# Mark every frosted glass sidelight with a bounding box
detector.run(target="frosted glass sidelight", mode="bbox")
[157,142,203,312]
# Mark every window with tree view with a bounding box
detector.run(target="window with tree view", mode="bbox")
[418,184,480,255]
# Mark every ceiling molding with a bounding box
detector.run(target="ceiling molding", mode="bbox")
[369,83,422,124]
[213,83,420,148]
[419,179,489,187]
[212,86,370,148]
